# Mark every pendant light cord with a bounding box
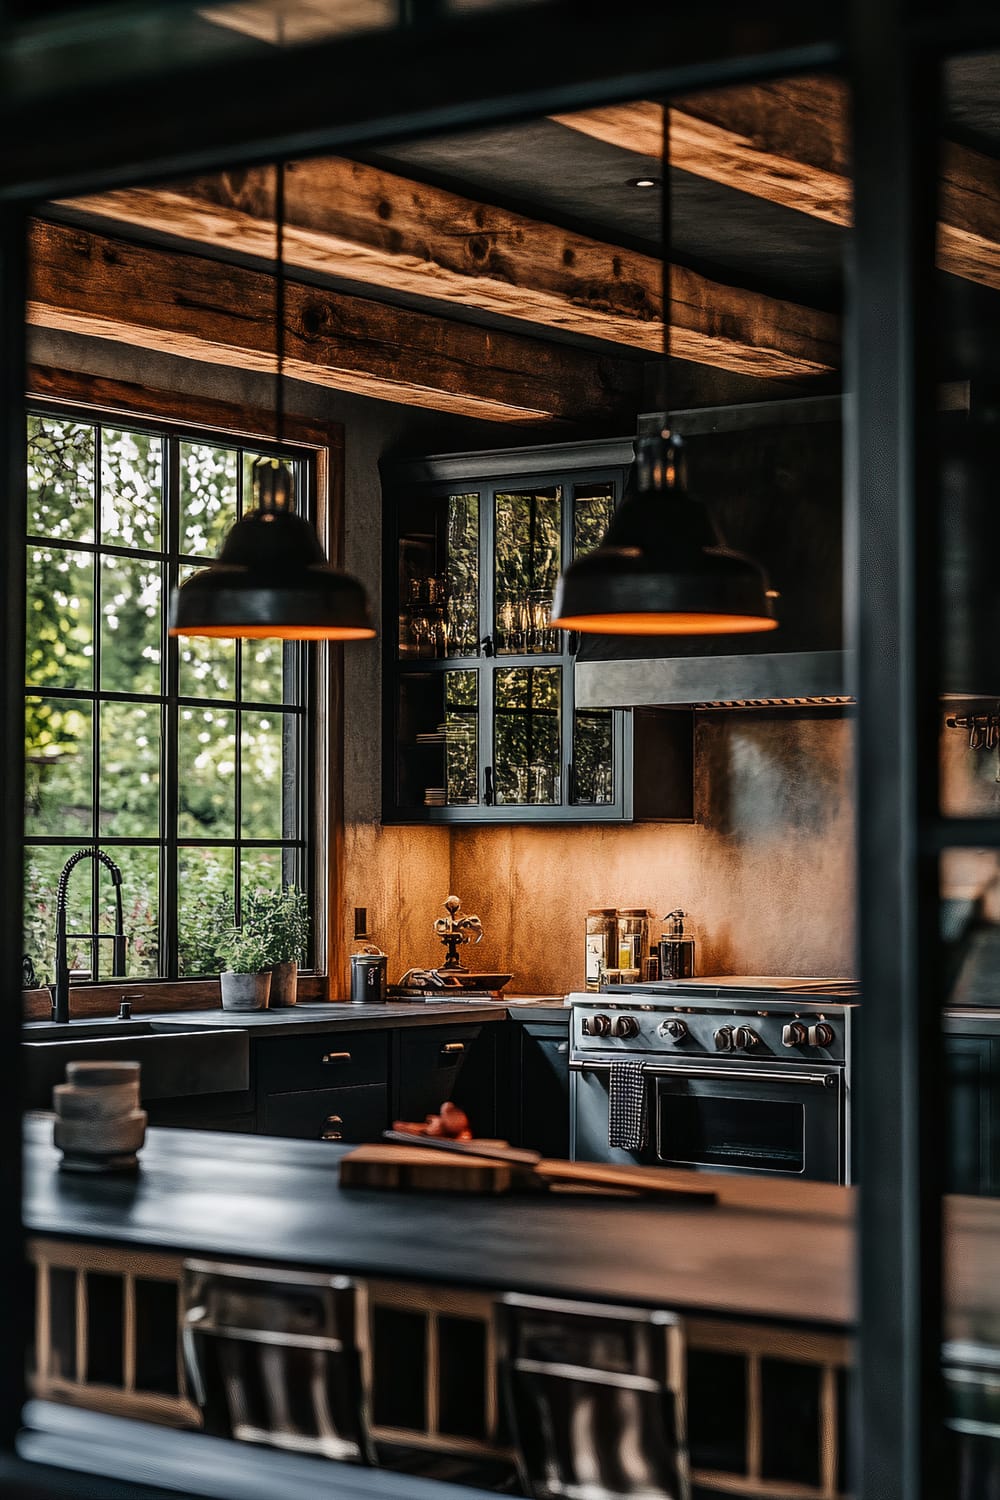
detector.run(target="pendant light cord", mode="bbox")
[661,97,672,425]
[275,157,286,452]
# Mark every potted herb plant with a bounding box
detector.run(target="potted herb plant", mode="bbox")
[217,925,275,1012]
[243,886,310,1007]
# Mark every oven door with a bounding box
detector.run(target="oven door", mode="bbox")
[571,1060,846,1183]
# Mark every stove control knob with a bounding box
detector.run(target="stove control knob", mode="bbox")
[733,1026,759,1051]
[583,1013,612,1037]
[614,1015,639,1040]
[714,1025,736,1052]
[809,1022,835,1048]
[658,1019,688,1042]
[782,1022,808,1048]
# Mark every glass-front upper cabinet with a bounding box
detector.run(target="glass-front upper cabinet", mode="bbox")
[382,441,637,823]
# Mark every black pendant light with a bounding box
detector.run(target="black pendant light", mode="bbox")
[169,162,375,642]
[550,106,778,637]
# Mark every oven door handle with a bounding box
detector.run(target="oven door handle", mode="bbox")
[569,1060,838,1088]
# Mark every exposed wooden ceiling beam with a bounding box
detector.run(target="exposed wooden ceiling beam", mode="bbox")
[553,85,1000,293]
[27,220,641,426]
[62,159,838,380]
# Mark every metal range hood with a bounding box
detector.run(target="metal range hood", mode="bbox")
[575,396,849,711]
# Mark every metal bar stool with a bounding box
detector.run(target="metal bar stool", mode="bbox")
[181,1259,370,1463]
[502,1292,690,1500]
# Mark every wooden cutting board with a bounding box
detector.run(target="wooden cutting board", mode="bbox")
[339,1144,717,1202]
[339,1144,522,1195]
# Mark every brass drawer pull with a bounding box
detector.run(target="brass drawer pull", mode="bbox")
[321,1115,344,1141]
[322,1051,352,1064]
[440,1042,465,1055]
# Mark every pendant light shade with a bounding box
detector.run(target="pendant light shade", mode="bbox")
[549,99,779,639]
[169,457,375,641]
[550,421,777,636]
[167,163,375,643]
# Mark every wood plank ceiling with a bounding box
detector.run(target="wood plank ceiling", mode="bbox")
[36,64,1000,425]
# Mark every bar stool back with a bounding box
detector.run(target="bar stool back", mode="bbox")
[502,1292,689,1500]
[181,1259,370,1463]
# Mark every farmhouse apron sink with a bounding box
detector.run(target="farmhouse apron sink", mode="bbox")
[21,1019,249,1108]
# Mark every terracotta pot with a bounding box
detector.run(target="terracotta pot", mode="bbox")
[270,959,298,1008]
[220,970,271,1011]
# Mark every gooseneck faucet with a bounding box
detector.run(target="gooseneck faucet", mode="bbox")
[50,848,127,1024]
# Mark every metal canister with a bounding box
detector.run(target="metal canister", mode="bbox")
[350,950,387,1003]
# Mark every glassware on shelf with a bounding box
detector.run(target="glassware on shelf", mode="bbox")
[529,760,559,804]
[446,588,478,657]
[494,487,562,654]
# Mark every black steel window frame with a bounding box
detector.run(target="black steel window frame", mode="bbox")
[23,400,316,981]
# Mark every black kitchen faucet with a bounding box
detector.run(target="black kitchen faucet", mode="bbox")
[50,848,126,1024]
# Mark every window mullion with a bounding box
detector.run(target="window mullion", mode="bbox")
[163,433,180,980]
[90,424,102,981]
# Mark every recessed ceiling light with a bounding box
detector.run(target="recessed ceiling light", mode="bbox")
[627,176,660,189]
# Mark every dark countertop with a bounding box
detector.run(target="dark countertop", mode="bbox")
[22,997,570,1038]
[24,1114,853,1327]
[23,1000,520,1039]
[23,1117,1000,1342]
[505,999,568,1022]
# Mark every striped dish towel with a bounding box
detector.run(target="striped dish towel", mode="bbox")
[608,1058,648,1151]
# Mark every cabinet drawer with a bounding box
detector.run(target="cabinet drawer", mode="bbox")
[395,1025,496,1136]
[262,1084,388,1142]
[256,1029,388,1094]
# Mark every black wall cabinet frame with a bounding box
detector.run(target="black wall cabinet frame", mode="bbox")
[381,438,693,826]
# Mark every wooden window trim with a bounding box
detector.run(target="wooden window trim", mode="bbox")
[23,364,345,1013]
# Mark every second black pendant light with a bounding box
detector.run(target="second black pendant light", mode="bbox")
[550,103,778,637]
[169,161,375,643]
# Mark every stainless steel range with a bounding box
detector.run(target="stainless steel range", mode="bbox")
[569,976,858,1184]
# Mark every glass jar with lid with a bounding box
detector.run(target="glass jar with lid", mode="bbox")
[585,909,618,991]
[617,909,653,973]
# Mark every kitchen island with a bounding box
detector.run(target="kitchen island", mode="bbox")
[20,1118,1000,1499]
[24,1114,852,1326]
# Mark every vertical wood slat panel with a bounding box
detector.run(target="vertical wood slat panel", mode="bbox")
[746,1352,763,1482]
[74,1268,87,1385]
[123,1273,136,1394]
[34,1256,50,1385]
[426,1310,440,1438]
[820,1362,839,1498]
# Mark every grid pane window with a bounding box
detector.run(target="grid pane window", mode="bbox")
[23,410,312,986]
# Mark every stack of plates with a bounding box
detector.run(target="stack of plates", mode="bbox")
[424,787,446,806]
[415,731,446,745]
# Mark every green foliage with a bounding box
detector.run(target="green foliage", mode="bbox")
[23,416,308,983]
[244,885,311,966]
[208,884,307,973]
[217,923,276,976]
[177,851,235,977]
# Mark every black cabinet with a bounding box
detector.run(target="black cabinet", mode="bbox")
[145,1090,256,1134]
[510,1018,570,1158]
[262,1083,388,1143]
[256,1028,388,1094]
[945,1032,1000,1196]
[382,441,693,825]
[393,1024,498,1138]
[254,1027,389,1142]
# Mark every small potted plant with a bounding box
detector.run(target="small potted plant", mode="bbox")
[217,925,275,1012]
[243,886,310,1008]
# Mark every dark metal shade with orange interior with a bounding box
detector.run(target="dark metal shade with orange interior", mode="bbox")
[168,458,375,641]
[550,423,778,636]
